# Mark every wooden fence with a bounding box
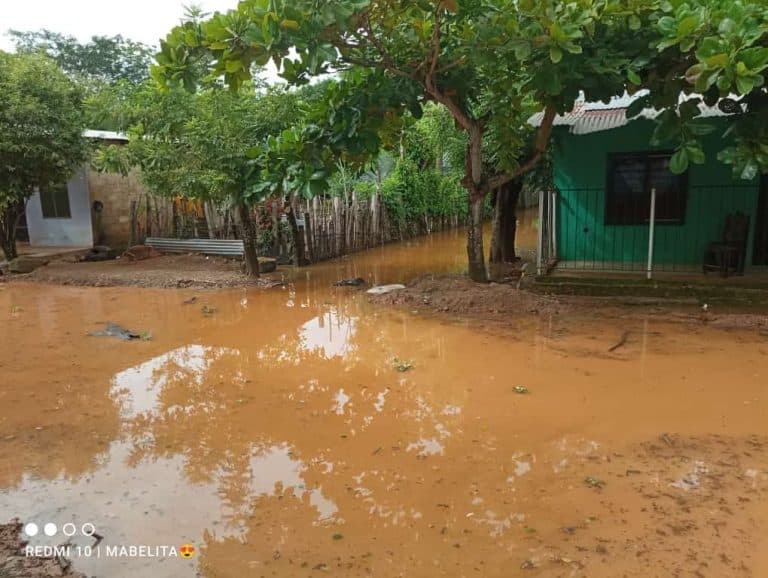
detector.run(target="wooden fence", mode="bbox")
[128,193,465,264]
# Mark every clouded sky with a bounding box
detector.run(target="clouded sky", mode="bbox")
[0,0,237,51]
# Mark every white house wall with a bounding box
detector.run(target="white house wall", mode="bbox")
[26,165,94,248]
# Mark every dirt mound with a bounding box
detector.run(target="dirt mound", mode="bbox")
[16,254,281,289]
[0,521,86,577]
[369,274,768,335]
[369,274,567,318]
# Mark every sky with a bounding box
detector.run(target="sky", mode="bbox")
[0,0,237,52]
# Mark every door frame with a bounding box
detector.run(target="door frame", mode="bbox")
[754,175,768,266]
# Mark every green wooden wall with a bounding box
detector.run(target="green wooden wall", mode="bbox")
[552,119,761,269]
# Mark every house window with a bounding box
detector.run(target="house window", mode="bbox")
[40,184,71,219]
[605,152,687,225]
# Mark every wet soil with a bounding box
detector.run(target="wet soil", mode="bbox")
[14,254,278,289]
[1,221,768,577]
[371,273,768,335]
[0,522,86,577]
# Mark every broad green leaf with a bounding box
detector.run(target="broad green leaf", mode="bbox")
[669,148,689,174]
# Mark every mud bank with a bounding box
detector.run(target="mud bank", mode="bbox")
[7,254,279,289]
[0,522,86,578]
[369,274,768,333]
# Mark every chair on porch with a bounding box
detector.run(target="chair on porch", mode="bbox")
[703,211,750,277]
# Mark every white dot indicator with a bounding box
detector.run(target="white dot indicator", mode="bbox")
[62,523,76,537]
[44,523,58,537]
[81,523,96,537]
[23,523,38,537]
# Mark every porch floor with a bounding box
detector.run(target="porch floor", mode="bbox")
[546,260,768,288]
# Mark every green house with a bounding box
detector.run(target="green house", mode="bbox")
[531,94,768,276]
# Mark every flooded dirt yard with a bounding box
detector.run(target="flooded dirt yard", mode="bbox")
[1,221,768,577]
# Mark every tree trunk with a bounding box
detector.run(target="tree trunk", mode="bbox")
[488,182,522,281]
[464,126,488,283]
[286,197,308,266]
[0,201,23,261]
[237,202,260,278]
[489,180,523,276]
[467,193,486,282]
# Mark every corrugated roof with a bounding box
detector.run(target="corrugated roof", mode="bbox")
[529,91,737,135]
[83,129,129,141]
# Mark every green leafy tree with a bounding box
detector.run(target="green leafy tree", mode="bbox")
[624,1,768,179]
[8,29,154,86]
[0,51,87,260]
[94,83,304,276]
[152,0,640,281]
[154,0,767,281]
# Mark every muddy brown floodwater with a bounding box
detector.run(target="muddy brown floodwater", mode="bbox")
[1,214,768,578]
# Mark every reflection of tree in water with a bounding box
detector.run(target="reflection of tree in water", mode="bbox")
[113,306,468,571]
[0,377,120,489]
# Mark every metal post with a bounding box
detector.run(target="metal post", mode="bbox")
[550,190,557,259]
[536,189,545,276]
[646,187,657,280]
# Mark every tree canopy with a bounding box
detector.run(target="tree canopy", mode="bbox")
[8,29,154,86]
[0,51,87,259]
[152,0,767,280]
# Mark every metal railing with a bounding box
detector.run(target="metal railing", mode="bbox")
[538,184,758,276]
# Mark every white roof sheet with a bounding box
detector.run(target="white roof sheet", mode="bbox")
[529,91,736,135]
[83,129,129,141]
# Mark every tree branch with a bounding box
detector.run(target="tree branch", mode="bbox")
[488,105,556,190]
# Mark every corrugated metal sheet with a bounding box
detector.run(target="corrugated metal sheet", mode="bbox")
[146,237,244,257]
[529,91,736,135]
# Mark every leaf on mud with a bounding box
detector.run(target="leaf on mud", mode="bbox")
[584,477,605,489]
[393,357,413,372]
[513,386,529,394]
[201,305,217,316]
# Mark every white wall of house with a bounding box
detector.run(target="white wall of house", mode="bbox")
[25,166,94,248]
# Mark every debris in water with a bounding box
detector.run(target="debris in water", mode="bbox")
[608,330,630,352]
[89,322,141,340]
[182,296,198,305]
[513,386,529,394]
[201,305,217,316]
[367,284,406,295]
[334,277,366,287]
[584,477,605,489]
[332,533,344,540]
[393,358,413,372]
[520,559,536,570]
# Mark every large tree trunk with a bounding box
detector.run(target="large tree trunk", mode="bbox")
[237,202,260,278]
[0,201,24,261]
[463,126,488,283]
[467,193,486,282]
[489,181,523,280]
[286,197,308,266]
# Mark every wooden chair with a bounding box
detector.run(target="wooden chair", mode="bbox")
[703,212,750,277]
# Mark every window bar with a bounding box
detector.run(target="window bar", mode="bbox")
[647,187,657,280]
